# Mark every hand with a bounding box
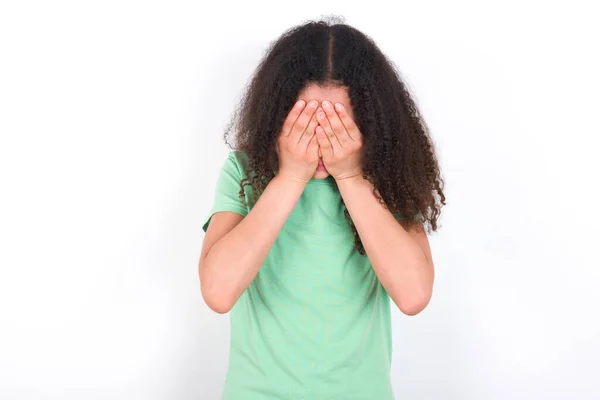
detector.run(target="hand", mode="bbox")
[276,99,320,184]
[315,101,364,180]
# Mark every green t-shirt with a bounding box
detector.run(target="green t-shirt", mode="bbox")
[203,151,395,400]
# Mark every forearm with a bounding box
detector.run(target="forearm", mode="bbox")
[202,174,306,310]
[336,175,433,315]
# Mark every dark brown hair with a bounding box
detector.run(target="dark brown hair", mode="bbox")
[223,17,445,254]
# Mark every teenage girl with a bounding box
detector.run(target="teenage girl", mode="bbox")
[199,18,445,400]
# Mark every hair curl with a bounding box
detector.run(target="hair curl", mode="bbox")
[223,17,446,255]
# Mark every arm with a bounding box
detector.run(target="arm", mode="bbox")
[199,98,321,314]
[336,176,434,316]
[314,100,434,316]
[199,175,306,314]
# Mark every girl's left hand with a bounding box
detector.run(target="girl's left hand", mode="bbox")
[315,100,364,181]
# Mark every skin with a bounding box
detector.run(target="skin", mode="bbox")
[294,83,356,180]
[199,83,435,316]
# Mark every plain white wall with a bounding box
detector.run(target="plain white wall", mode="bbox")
[1,1,599,399]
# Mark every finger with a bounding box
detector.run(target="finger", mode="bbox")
[307,134,319,161]
[316,107,342,155]
[322,100,351,147]
[290,100,318,142]
[298,112,318,148]
[282,100,306,137]
[316,126,334,162]
[333,103,361,141]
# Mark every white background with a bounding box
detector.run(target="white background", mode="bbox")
[1,1,599,399]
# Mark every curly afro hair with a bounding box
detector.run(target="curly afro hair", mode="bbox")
[222,17,446,255]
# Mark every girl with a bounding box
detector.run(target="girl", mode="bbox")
[199,18,445,400]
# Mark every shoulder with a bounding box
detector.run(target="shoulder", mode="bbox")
[225,150,250,173]
[219,150,250,179]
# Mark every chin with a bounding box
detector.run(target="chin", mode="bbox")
[312,169,330,179]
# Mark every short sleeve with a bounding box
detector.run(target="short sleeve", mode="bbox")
[202,152,249,232]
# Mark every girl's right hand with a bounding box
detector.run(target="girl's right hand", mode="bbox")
[276,99,320,184]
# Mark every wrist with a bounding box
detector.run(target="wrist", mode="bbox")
[334,170,365,185]
[273,172,310,188]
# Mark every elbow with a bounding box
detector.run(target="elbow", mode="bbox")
[199,258,236,314]
[204,296,234,314]
[399,302,426,316]
[202,287,236,314]
[200,277,236,314]
[396,290,432,316]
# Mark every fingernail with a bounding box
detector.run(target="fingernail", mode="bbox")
[335,103,344,111]
[308,100,318,108]
[295,100,305,108]
[317,110,325,119]
[322,100,331,109]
